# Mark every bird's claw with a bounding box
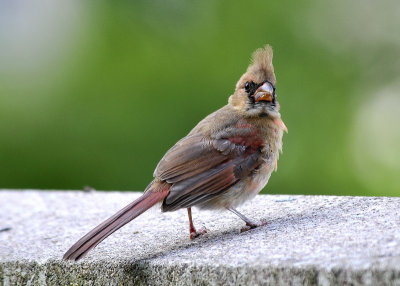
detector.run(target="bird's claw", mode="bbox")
[240,219,268,233]
[190,226,207,239]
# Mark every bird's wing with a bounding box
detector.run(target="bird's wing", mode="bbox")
[155,122,265,211]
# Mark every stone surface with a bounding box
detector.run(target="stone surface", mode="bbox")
[1,190,400,285]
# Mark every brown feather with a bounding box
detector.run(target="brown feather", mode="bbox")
[160,122,265,211]
[155,135,224,181]
[63,182,170,261]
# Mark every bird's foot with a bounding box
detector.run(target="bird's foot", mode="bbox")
[240,219,268,233]
[190,226,207,239]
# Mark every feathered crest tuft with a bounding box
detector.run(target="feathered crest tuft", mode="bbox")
[246,45,276,85]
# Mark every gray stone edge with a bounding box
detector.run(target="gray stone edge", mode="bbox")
[2,260,400,286]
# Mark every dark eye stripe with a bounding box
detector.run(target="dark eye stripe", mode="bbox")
[245,81,275,96]
[244,81,258,96]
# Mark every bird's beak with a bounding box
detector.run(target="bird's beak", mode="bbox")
[254,82,274,102]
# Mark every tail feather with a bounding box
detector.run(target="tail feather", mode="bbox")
[63,187,169,261]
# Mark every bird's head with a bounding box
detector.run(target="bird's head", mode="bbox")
[229,45,280,118]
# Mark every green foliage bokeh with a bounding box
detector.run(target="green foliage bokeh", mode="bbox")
[1,1,399,196]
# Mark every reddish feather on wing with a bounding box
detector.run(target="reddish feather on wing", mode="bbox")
[157,122,265,211]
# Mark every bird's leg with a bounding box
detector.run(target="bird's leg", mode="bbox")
[228,207,268,232]
[187,208,207,239]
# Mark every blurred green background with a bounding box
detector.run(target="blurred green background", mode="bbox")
[0,1,399,196]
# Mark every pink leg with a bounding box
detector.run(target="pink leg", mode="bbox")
[228,208,268,232]
[187,208,207,239]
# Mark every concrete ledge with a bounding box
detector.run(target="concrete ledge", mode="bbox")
[1,190,400,285]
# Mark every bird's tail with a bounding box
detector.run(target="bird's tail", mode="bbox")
[63,182,170,261]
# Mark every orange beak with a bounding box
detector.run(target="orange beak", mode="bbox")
[254,82,274,102]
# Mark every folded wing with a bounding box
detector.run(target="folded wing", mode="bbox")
[154,125,265,211]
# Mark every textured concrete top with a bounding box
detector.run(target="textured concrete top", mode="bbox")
[1,190,400,285]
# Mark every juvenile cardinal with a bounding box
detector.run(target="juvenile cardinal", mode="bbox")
[63,45,287,261]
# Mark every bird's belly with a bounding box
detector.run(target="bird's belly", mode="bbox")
[198,163,274,210]
[247,165,273,195]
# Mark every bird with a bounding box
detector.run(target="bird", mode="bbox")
[63,45,287,261]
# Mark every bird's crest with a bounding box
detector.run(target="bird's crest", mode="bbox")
[246,45,276,85]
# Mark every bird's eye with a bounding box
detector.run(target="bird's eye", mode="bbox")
[244,82,250,92]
